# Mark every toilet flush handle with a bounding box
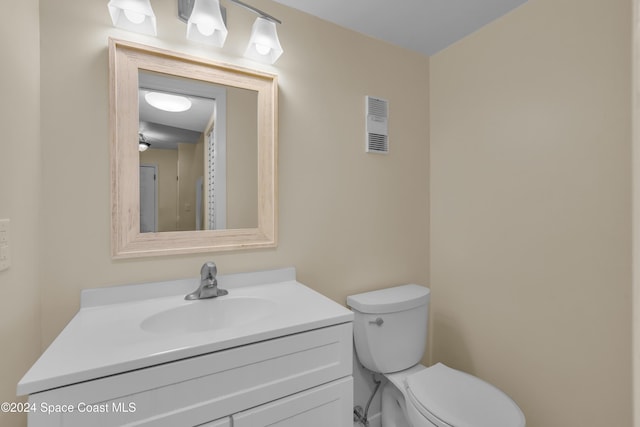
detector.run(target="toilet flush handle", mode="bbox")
[369,317,384,326]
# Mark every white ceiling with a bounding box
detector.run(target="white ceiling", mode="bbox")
[271,0,527,56]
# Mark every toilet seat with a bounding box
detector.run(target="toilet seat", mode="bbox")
[405,363,526,427]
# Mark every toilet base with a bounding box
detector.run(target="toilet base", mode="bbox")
[381,365,438,427]
[381,382,410,427]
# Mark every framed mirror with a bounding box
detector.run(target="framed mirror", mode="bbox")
[109,39,277,258]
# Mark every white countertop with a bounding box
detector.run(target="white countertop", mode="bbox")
[17,268,353,396]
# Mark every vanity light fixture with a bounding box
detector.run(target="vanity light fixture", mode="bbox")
[186,0,228,47]
[244,16,283,64]
[107,0,157,35]
[108,0,283,63]
[144,91,193,112]
[178,0,283,64]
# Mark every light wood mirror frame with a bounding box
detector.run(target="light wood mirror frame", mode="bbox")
[109,38,277,258]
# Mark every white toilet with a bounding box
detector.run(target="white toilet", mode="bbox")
[347,284,526,427]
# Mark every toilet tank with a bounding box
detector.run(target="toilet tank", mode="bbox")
[347,284,430,374]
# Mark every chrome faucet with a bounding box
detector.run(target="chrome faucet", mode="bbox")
[185,262,229,300]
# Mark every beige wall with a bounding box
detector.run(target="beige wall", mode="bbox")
[35,0,429,383]
[430,0,631,426]
[227,86,259,229]
[0,1,42,426]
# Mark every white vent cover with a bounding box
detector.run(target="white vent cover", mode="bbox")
[366,96,389,153]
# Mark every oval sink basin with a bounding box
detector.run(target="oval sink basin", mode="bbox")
[141,296,277,334]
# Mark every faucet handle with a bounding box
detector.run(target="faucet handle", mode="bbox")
[201,261,217,279]
[186,261,226,300]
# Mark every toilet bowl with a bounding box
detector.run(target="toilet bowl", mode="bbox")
[347,285,525,427]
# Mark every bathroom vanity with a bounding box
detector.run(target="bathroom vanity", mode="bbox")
[18,268,353,426]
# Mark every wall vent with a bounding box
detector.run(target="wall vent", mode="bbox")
[366,96,389,154]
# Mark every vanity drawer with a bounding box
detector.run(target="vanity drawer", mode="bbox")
[233,376,353,427]
[27,323,352,427]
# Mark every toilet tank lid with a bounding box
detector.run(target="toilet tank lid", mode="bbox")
[346,284,430,314]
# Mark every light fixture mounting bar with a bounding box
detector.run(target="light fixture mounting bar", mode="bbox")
[226,0,281,24]
[177,0,194,23]
[177,0,227,24]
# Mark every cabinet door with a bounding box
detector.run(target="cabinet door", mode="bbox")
[233,377,353,427]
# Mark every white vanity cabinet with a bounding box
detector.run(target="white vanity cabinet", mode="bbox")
[18,269,355,427]
[26,323,353,426]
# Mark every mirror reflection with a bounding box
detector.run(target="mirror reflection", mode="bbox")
[137,71,258,233]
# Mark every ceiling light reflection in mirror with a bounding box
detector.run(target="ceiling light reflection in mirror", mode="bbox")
[144,91,193,112]
[138,72,217,152]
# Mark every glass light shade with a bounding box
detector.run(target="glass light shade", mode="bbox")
[144,92,192,112]
[139,142,150,152]
[186,0,228,47]
[107,0,157,36]
[244,17,283,64]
